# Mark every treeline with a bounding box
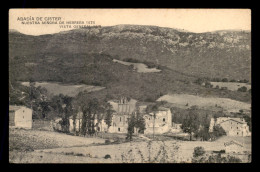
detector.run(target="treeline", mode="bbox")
[171,106,227,141]
[194,77,251,93]
[195,77,250,85]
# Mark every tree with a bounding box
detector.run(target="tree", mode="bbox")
[38,101,51,118]
[193,146,205,157]
[104,103,114,131]
[181,109,200,141]
[126,113,136,141]
[194,127,210,141]
[212,125,226,138]
[51,94,73,133]
[146,104,159,139]
[135,110,146,134]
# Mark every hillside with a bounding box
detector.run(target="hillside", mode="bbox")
[9,25,251,80]
[9,25,251,104]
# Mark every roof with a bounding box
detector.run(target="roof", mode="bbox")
[218,118,247,125]
[9,105,29,112]
[158,107,170,111]
[136,101,155,106]
[224,140,243,147]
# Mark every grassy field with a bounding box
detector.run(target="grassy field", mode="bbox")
[20,82,105,97]
[9,128,251,163]
[112,59,161,73]
[9,128,105,151]
[158,94,251,113]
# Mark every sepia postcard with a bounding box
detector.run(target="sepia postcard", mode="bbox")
[9,9,251,163]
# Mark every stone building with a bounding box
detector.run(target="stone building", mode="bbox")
[107,97,137,133]
[142,107,172,134]
[68,112,108,133]
[9,105,32,129]
[209,117,251,137]
[67,97,173,135]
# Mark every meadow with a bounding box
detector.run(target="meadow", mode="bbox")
[157,94,251,113]
[20,82,105,97]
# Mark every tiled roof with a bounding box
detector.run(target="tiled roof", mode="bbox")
[224,140,243,147]
[219,118,246,125]
[158,107,170,111]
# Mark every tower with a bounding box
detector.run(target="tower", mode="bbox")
[118,97,130,114]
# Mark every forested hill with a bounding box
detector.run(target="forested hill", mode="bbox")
[9,25,251,81]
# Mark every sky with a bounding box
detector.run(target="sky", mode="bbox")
[9,9,251,35]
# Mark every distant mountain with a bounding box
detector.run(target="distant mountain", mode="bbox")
[9,25,251,80]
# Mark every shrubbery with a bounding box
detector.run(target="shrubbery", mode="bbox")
[212,125,226,138]
[238,86,247,92]
[192,153,242,163]
[193,146,205,157]
[222,78,228,82]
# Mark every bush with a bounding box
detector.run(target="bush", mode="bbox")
[193,146,205,157]
[205,82,212,88]
[194,78,204,85]
[105,139,111,144]
[193,153,243,163]
[104,154,111,159]
[222,78,228,82]
[237,86,247,92]
[75,153,84,156]
[243,79,249,83]
[221,87,227,90]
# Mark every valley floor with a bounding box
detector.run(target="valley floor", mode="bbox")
[9,128,251,163]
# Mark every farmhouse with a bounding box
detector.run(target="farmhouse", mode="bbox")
[209,117,251,137]
[9,105,32,129]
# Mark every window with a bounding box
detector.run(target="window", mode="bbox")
[23,116,24,119]
[237,127,238,129]
[237,132,239,135]
[149,118,150,120]
[23,110,24,113]
[118,128,120,131]
[120,117,121,122]
[163,118,165,122]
